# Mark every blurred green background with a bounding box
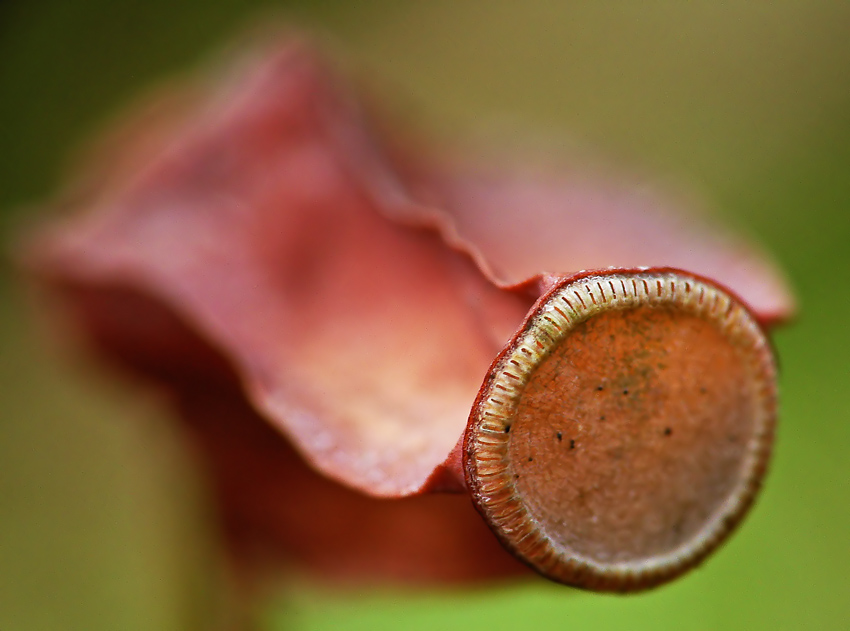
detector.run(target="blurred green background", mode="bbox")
[1,2,849,630]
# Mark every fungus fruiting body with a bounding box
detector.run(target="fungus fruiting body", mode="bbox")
[22,37,792,591]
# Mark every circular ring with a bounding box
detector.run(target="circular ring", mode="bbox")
[464,269,777,592]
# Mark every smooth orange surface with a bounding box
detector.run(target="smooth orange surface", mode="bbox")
[511,307,756,563]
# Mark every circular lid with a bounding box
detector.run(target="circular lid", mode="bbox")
[464,270,777,591]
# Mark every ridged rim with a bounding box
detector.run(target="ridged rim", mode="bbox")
[463,269,777,592]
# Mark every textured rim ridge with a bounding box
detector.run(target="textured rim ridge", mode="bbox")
[464,269,777,592]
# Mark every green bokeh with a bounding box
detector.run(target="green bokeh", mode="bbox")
[1,2,848,630]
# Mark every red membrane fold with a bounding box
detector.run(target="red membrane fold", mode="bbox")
[22,38,793,588]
